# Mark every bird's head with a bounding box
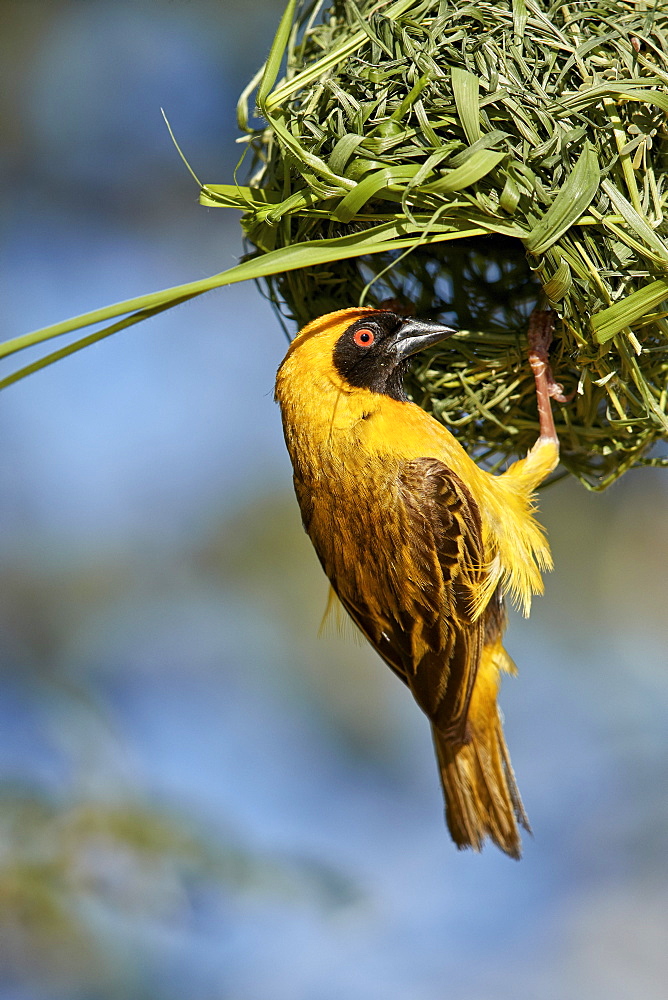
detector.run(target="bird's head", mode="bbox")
[277,307,456,402]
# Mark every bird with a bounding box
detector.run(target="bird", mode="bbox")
[275,306,561,858]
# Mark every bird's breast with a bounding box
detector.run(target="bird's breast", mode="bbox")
[282,387,460,474]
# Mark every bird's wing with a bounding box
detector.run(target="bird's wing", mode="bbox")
[336,457,487,744]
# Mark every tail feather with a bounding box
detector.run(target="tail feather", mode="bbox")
[433,639,530,859]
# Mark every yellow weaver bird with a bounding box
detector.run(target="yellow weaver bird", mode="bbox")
[275,307,561,858]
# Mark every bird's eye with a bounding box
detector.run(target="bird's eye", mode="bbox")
[353,328,375,348]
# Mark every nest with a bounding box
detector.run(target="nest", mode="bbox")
[231,0,668,488]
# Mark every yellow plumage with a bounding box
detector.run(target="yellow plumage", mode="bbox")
[276,307,559,857]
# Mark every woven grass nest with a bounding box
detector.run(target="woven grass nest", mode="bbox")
[210,0,668,488]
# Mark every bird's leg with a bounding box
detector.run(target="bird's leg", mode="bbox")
[527,309,566,445]
[504,310,565,490]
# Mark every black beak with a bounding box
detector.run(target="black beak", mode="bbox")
[392,318,457,360]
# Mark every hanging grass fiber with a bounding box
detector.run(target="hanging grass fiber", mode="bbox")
[202,0,668,489]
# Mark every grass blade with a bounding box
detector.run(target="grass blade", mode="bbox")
[592,279,668,343]
[2,221,488,372]
[451,67,481,145]
[525,143,599,254]
[0,296,195,391]
[601,179,668,263]
[257,0,296,110]
[333,165,423,222]
[421,149,507,194]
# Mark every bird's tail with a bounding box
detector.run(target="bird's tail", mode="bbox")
[433,638,530,859]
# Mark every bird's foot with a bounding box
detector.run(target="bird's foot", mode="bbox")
[527,311,574,405]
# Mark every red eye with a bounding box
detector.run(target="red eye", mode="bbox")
[353,328,375,348]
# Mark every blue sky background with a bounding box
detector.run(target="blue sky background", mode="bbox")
[1,3,667,999]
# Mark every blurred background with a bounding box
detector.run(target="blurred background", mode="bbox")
[1,1,667,998]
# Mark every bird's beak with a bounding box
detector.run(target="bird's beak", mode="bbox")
[392,318,457,360]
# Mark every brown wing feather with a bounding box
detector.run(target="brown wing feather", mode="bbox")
[298,458,487,745]
[395,458,486,742]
